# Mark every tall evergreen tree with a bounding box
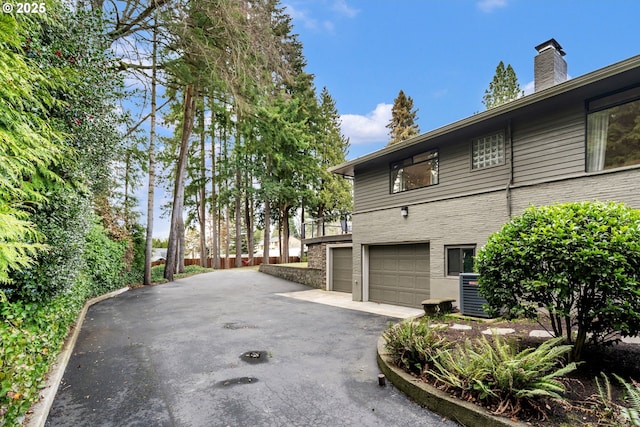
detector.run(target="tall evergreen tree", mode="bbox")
[386,90,420,145]
[482,61,524,109]
[307,87,352,228]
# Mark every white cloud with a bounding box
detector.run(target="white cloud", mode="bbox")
[523,79,535,95]
[522,74,572,96]
[331,0,359,18]
[284,4,319,30]
[285,0,357,33]
[477,0,508,13]
[340,103,391,145]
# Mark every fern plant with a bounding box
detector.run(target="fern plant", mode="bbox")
[617,375,640,426]
[383,318,449,376]
[431,335,576,416]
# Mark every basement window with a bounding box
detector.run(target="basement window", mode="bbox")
[446,246,475,276]
[586,86,640,172]
[390,150,439,193]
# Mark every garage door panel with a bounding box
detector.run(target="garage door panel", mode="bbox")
[398,259,415,271]
[369,244,430,308]
[331,247,352,293]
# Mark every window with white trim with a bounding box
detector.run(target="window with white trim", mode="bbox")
[472,132,505,169]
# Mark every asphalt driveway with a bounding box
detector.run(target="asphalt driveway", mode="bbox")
[45,270,458,426]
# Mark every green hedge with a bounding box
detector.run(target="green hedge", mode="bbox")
[0,221,137,425]
[0,281,88,424]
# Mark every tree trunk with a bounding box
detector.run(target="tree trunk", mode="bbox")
[234,167,243,268]
[225,206,230,268]
[124,151,130,230]
[143,20,157,286]
[198,106,207,267]
[177,219,185,273]
[209,98,220,269]
[281,205,290,263]
[165,83,196,281]
[263,202,270,264]
[245,192,254,266]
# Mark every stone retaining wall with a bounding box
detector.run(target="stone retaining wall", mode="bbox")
[259,264,322,289]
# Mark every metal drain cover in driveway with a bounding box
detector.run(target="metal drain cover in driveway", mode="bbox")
[216,377,258,387]
[240,351,269,363]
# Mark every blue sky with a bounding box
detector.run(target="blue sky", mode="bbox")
[146,0,640,238]
[283,0,640,159]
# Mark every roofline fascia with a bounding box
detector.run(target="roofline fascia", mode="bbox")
[330,54,640,176]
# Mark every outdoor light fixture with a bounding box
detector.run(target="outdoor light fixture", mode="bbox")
[400,206,409,218]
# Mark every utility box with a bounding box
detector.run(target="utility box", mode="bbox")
[459,273,493,318]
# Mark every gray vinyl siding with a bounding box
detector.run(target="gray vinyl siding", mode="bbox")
[354,138,511,212]
[354,105,589,212]
[512,167,640,211]
[512,106,585,184]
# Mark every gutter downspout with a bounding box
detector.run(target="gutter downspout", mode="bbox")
[506,120,514,218]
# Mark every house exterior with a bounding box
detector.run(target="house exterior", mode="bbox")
[330,40,640,309]
[255,236,303,257]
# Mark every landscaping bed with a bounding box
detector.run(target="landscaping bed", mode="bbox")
[384,315,640,426]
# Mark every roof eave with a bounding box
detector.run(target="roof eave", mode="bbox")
[330,54,640,177]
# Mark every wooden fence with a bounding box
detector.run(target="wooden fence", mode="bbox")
[152,256,300,269]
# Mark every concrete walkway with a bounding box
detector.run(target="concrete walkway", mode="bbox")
[277,289,424,319]
[44,270,457,427]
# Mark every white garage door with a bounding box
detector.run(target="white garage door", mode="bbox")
[369,243,430,308]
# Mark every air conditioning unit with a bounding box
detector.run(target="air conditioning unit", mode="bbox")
[459,273,493,318]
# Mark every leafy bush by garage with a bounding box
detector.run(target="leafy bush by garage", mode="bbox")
[475,201,640,361]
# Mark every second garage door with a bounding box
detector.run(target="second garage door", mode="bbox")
[369,243,430,308]
[331,247,353,293]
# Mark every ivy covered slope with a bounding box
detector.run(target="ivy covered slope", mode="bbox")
[0,6,143,425]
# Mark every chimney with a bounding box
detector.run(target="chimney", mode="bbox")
[534,38,567,92]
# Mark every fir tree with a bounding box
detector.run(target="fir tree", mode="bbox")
[483,61,524,109]
[386,90,420,145]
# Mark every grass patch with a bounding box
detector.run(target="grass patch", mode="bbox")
[278,262,308,268]
[150,264,214,283]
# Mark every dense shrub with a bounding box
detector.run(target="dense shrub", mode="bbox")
[476,201,640,361]
[0,280,89,424]
[4,187,92,303]
[120,223,145,286]
[82,221,128,297]
[1,220,137,425]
